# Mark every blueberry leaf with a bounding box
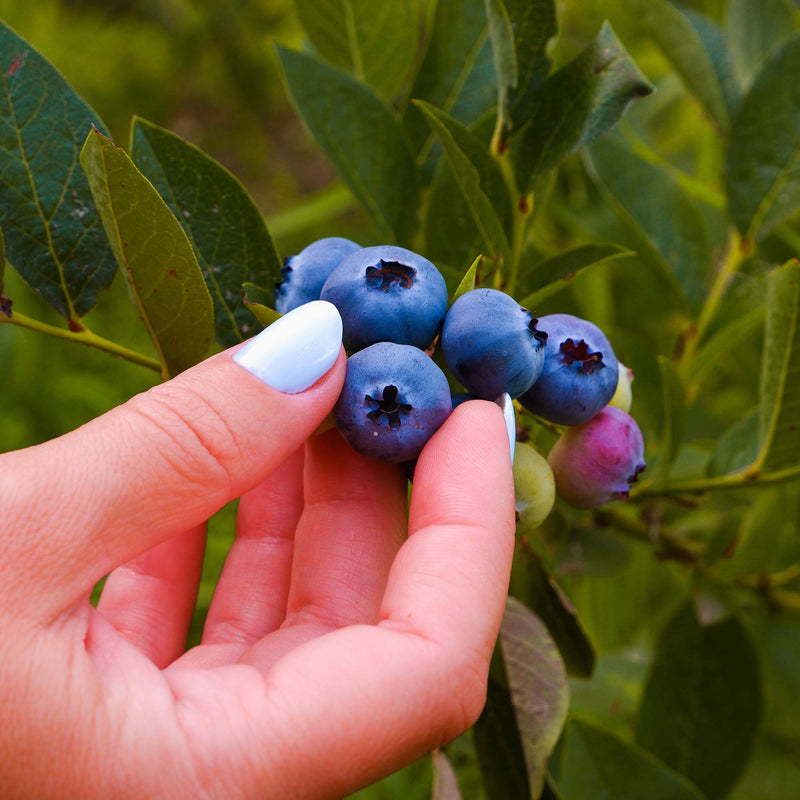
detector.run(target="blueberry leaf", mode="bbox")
[725,33,800,241]
[414,100,512,259]
[629,0,736,132]
[0,20,116,322]
[130,117,281,348]
[277,46,419,246]
[586,135,710,316]
[293,0,421,102]
[80,129,214,380]
[726,0,797,91]
[509,545,596,678]
[684,305,766,392]
[513,22,653,193]
[500,597,570,798]
[483,0,517,135]
[706,410,759,478]
[242,282,281,328]
[473,649,531,799]
[635,602,761,800]
[484,0,556,138]
[551,718,706,800]
[646,357,688,485]
[754,259,800,475]
[403,0,497,177]
[516,243,634,309]
[450,254,481,306]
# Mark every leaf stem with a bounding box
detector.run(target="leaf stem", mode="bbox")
[0,311,161,372]
[633,463,800,497]
[595,506,704,561]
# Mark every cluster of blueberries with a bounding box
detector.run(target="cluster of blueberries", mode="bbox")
[275,238,646,510]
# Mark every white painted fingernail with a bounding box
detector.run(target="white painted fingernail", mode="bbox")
[496,393,516,463]
[233,301,342,393]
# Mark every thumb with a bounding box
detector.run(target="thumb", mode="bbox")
[3,301,344,613]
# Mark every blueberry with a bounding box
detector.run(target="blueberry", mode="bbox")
[274,237,361,313]
[547,406,646,509]
[334,342,452,462]
[441,288,547,400]
[518,313,619,426]
[320,245,448,352]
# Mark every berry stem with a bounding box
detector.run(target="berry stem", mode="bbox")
[596,507,704,561]
[0,311,162,372]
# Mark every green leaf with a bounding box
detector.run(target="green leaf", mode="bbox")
[513,22,654,193]
[130,117,281,348]
[0,21,116,321]
[484,0,517,135]
[431,749,462,800]
[516,244,634,309]
[553,718,706,800]
[636,602,761,800]
[293,0,420,101]
[485,0,557,137]
[423,113,497,274]
[80,129,214,379]
[726,0,797,91]
[510,546,596,678]
[277,46,419,246]
[473,650,531,799]
[404,0,496,173]
[586,135,711,315]
[242,282,282,328]
[0,223,5,293]
[629,0,734,132]
[451,254,481,305]
[684,305,767,389]
[501,597,570,798]
[754,259,800,474]
[647,357,688,484]
[718,484,800,578]
[414,101,512,258]
[706,410,759,478]
[725,34,800,240]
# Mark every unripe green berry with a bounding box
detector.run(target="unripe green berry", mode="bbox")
[609,362,634,412]
[513,442,556,532]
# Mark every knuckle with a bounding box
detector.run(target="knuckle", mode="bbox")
[123,382,244,493]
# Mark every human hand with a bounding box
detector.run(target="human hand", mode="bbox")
[0,302,516,799]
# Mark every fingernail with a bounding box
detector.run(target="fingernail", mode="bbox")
[496,393,516,463]
[233,301,342,393]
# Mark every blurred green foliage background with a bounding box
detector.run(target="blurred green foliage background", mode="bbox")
[3,1,800,798]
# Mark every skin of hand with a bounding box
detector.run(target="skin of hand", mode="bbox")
[0,313,516,798]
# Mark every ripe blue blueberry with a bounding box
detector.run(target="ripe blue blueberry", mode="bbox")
[334,342,452,462]
[441,288,548,399]
[274,237,361,313]
[518,313,619,426]
[320,245,448,352]
[547,406,646,508]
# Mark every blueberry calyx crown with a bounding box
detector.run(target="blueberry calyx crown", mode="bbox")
[275,256,294,293]
[365,385,412,429]
[559,338,605,374]
[365,260,416,290]
[525,311,548,348]
[627,463,647,486]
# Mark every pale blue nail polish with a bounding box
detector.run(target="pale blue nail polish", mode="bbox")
[496,393,516,463]
[233,301,342,393]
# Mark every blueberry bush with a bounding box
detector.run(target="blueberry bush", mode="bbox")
[3,1,800,797]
